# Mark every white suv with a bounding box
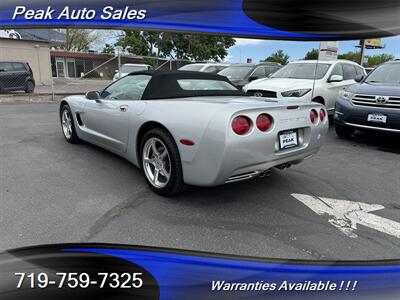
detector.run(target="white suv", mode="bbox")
[113,64,152,81]
[243,60,366,114]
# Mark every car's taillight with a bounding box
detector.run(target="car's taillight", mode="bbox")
[310,109,318,124]
[319,109,326,122]
[232,116,251,135]
[256,113,272,132]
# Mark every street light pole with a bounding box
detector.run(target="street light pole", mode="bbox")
[359,39,366,66]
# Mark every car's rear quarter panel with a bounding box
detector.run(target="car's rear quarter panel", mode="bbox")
[185,103,328,186]
[135,98,328,186]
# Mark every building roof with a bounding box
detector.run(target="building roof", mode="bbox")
[16,29,66,44]
[50,50,113,60]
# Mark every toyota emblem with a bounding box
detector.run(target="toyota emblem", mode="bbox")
[375,96,389,104]
[254,92,263,97]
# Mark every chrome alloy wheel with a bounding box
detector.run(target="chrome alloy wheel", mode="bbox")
[142,137,171,188]
[61,109,73,139]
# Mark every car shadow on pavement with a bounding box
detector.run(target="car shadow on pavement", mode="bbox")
[341,131,400,154]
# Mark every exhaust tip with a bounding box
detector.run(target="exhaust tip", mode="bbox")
[276,163,292,170]
[259,169,272,178]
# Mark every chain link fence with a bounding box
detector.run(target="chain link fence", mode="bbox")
[0,44,191,100]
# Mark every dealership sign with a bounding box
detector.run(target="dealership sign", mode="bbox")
[0,1,399,40]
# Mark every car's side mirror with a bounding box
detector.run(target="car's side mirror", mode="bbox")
[249,76,258,82]
[115,70,119,73]
[354,74,364,82]
[86,91,100,102]
[329,75,343,82]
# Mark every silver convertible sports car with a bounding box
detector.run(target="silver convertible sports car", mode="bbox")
[60,71,328,195]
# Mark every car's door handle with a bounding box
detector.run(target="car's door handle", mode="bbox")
[120,105,128,112]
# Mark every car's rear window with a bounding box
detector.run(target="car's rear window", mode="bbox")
[177,79,238,91]
[12,63,26,71]
[0,62,13,71]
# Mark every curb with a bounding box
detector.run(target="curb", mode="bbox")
[0,93,84,103]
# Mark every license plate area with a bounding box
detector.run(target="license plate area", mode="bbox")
[368,114,387,123]
[279,129,299,150]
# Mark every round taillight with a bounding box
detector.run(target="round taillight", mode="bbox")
[232,116,251,135]
[319,109,326,122]
[256,113,272,132]
[310,109,318,124]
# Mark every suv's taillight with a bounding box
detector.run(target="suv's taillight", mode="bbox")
[232,116,251,135]
[256,113,272,132]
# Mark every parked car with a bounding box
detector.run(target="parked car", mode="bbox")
[178,63,230,73]
[334,60,400,137]
[113,63,152,81]
[0,61,35,93]
[218,62,282,89]
[59,71,328,196]
[243,60,366,115]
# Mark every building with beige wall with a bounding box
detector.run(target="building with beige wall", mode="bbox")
[0,38,52,85]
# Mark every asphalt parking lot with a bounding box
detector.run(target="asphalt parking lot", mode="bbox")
[1,102,400,260]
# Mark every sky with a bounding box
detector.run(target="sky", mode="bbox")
[226,36,400,63]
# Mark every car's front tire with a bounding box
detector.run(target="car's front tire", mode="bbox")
[140,128,185,196]
[60,104,80,144]
[335,123,355,138]
[25,80,35,93]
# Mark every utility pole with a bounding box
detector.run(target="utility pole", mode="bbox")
[359,39,366,66]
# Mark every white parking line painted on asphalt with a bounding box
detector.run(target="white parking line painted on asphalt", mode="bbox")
[291,194,400,239]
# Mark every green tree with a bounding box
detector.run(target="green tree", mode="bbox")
[174,34,235,61]
[101,43,115,54]
[304,48,319,60]
[367,53,395,67]
[337,51,361,63]
[66,29,100,52]
[263,50,289,65]
[115,31,155,56]
[115,31,235,62]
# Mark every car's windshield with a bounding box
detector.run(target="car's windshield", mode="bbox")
[271,63,331,80]
[120,65,148,73]
[365,63,400,85]
[179,64,205,71]
[177,79,238,91]
[218,66,253,80]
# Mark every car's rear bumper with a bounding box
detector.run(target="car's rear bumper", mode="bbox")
[335,97,400,132]
[182,106,328,186]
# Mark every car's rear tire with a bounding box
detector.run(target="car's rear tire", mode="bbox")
[335,123,355,138]
[60,104,80,144]
[140,128,185,196]
[25,80,35,93]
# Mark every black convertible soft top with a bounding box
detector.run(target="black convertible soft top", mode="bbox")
[127,70,245,100]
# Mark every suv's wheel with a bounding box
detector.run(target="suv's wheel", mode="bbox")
[60,105,80,143]
[140,128,185,196]
[25,80,35,93]
[335,123,355,138]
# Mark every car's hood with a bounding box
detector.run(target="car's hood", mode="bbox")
[229,79,248,86]
[247,78,314,91]
[347,82,400,96]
